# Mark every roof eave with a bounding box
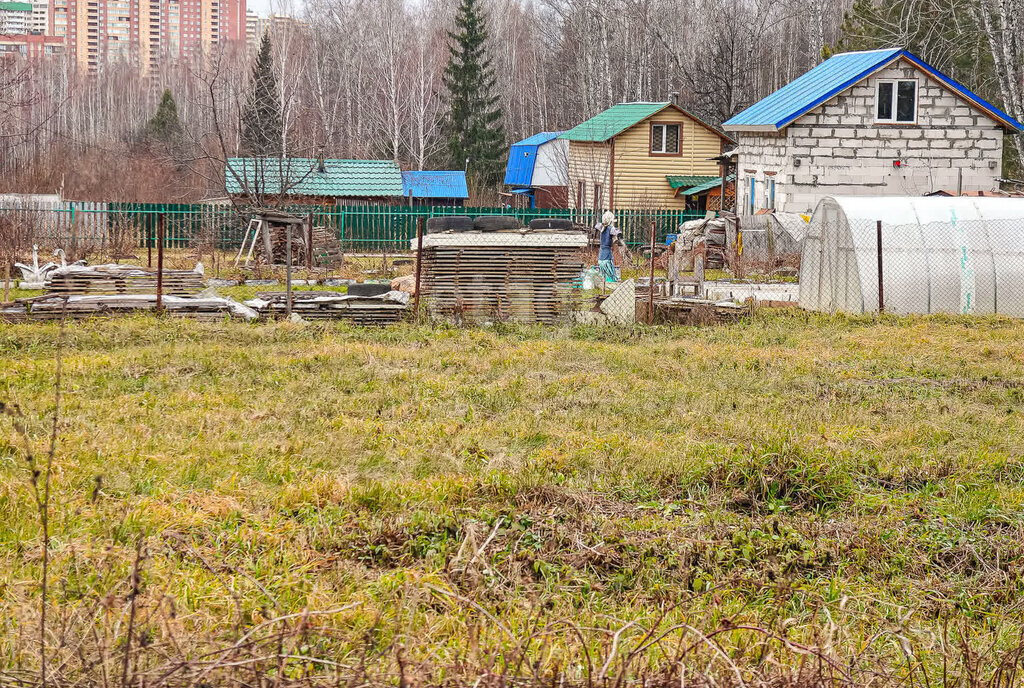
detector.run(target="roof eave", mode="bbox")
[723,124,781,133]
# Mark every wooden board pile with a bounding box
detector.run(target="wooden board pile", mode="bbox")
[265,224,343,267]
[244,291,409,326]
[2,293,256,322]
[46,265,204,296]
[416,230,588,324]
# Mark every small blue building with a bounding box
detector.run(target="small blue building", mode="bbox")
[400,170,470,206]
[504,132,568,208]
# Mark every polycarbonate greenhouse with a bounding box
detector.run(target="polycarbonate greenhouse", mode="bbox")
[799,196,1024,316]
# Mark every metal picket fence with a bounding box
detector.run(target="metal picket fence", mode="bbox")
[0,201,706,253]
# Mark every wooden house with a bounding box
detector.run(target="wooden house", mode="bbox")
[504,132,569,208]
[561,102,733,211]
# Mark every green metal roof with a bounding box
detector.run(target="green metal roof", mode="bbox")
[673,174,736,196]
[225,158,404,198]
[560,102,670,142]
[0,2,34,11]
[666,175,719,191]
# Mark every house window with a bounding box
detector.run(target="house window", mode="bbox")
[593,184,603,211]
[876,79,917,123]
[650,123,680,155]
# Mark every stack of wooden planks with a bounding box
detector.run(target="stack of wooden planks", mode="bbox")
[416,230,588,324]
[2,293,256,322]
[46,265,204,296]
[244,291,409,326]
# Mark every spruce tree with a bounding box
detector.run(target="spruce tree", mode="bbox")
[241,32,284,157]
[146,88,183,146]
[442,0,504,189]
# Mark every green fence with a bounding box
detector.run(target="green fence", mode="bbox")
[1,202,708,251]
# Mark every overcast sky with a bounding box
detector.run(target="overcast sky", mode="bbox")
[248,0,303,17]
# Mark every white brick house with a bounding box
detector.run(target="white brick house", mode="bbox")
[723,49,1022,214]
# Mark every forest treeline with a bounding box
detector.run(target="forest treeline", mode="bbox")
[0,0,1020,202]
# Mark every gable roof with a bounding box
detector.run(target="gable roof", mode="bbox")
[723,48,1022,132]
[505,131,564,186]
[562,102,734,144]
[225,158,403,198]
[401,170,469,199]
[561,103,669,142]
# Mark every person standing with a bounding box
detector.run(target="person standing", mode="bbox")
[596,210,621,283]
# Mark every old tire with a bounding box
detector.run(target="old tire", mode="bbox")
[528,218,574,230]
[473,215,522,231]
[426,215,474,233]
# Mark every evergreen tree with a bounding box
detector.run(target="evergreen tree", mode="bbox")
[442,0,504,190]
[146,88,183,146]
[241,32,284,157]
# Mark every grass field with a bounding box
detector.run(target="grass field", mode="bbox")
[1,312,1023,686]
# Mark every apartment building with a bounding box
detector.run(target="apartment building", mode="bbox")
[0,1,32,33]
[0,31,63,56]
[50,0,246,74]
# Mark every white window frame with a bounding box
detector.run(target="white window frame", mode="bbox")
[875,79,918,124]
[650,123,680,155]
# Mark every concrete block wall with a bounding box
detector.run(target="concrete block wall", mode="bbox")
[734,60,1006,214]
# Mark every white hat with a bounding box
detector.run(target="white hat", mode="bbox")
[601,211,615,225]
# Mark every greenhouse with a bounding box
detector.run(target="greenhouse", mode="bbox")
[799,196,1024,316]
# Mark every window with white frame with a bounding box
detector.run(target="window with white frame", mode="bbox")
[650,123,680,154]
[876,79,917,123]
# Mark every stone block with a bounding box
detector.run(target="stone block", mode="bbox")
[907,140,929,149]
[924,129,948,139]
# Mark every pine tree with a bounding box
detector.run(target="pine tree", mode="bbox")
[442,0,504,190]
[241,32,284,157]
[146,88,183,146]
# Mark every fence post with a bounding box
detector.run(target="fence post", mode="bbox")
[306,211,313,270]
[156,213,165,315]
[147,209,153,268]
[286,222,293,318]
[648,220,656,324]
[876,219,884,313]
[413,217,424,319]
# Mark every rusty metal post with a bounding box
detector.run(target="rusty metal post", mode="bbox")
[285,222,293,318]
[413,217,424,317]
[147,216,152,268]
[156,213,165,315]
[306,212,313,270]
[876,219,884,313]
[647,220,656,324]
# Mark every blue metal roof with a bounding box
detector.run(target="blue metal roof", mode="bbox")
[505,131,562,187]
[401,170,469,199]
[724,49,1022,132]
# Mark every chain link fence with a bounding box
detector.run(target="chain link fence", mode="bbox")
[6,198,1024,325]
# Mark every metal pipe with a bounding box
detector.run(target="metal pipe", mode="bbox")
[413,217,424,317]
[286,222,293,318]
[156,213,165,315]
[877,219,884,313]
[648,220,656,324]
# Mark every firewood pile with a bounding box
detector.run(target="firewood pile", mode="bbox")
[46,264,205,296]
[244,290,409,325]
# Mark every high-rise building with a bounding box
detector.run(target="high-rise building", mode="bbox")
[0,1,33,33]
[50,0,246,74]
[246,10,302,47]
[30,0,48,32]
[0,31,62,56]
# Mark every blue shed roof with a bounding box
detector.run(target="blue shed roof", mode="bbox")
[723,48,1022,132]
[505,131,563,187]
[401,170,469,199]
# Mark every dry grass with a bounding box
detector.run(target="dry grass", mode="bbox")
[1,312,1024,686]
